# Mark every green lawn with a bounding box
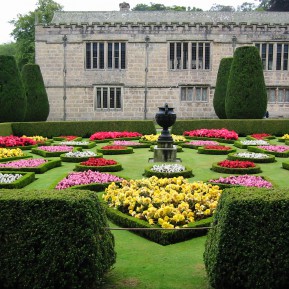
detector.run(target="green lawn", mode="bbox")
[21,137,289,289]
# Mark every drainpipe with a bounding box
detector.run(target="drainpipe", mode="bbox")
[144,35,150,120]
[63,34,67,121]
[232,35,237,54]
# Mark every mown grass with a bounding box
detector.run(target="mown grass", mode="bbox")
[22,136,289,289]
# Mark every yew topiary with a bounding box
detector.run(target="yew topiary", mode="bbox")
[0,55,26,122]
[21,64,49,121]
[225,46,267,119]
[213,57,233,119]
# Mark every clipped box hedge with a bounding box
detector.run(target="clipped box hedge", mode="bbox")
[0,189,116,289]
[198,147,236,155]
[74,162,123,172]
[97,147,134,155]
[184,136,235,144]
[0,171,35,188]
[60,153,103,163]
[143,165,193,178]
[248,146,289,158]
[0,154,31,163]
[211,163,261,174]
[31,147,72,157]
[204,187,289,289]
[227,152,275,163]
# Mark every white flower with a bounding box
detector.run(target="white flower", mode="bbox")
[151,164,186,173]
[240,140,270,145]
[234,152,270,159]
[64,151,97,158]
[0,173,22,183]
[59,141,90,145]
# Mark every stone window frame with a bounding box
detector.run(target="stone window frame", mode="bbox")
[94,86,123,110]
[85,42,126,70]
[255,42,289,71]
[180,86,209,102]
[169,41,211,70]
[267,87,289,103]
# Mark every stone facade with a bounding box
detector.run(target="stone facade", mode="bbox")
[35,8,289,120]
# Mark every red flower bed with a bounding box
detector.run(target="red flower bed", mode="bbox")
[101,145,128,150]
[250,133,271,139]
[59,135,79,141]
[218,160,256,168]
[80,158,117,166]
[183,128,238,140]
[0,135,36,147]
[89,131,142,141]
[203,145,231,151]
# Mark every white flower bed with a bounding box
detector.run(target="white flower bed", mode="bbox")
[240,140,270,145]
[0,173,22,183]
[234,152,270,159]
[151,164,186,173]
[59,141,90,145]
[64,151,97,158]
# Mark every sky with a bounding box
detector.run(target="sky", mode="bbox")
[1,0,257,44]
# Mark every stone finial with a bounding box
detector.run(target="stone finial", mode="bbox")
[119,2,130,11]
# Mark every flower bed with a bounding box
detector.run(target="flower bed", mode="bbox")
[0,158,61,173]
[278,134,289,142]
[32,145,74,157]
[60,151,103,162]
[198,145,236,155]
[22,135,51,144]
[74,158,122,172]
[58,141,96,149]
[211,160,261,174]
[234,139,270,149]
[144,163,193,178]
[97,145,133,155]
[89,131,142,141]
[183,128,238,142]
[246,133,275,140]
[149,145,183,152]
[0,148,31,162]
[54,170,123,191]
[53,136,82,141]
[0,135,37,150]
[248,145,289,157]
[140,134,186,144]
[227,152,275,163]
[208,175,273,189]
[111,140,150,148]
[181,140,220,149]
[0,171,35,188]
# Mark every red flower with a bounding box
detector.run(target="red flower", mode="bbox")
[102,145,128,150]
[89,131,142,141]
[59,135,78,141]
[80,158,117,166]
[183,128,238,140]
[250,133,271,140]
[218,160,255,168]
[0,135,36,147]
[203,145,231,151]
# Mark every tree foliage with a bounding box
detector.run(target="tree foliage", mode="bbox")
[0,42,17,57]
[132,3,202,11]
[237,2,257,11]
[0,55,26,122]
[9,0,63,69]
[209,4,235,11]
[268,0,289,11]
[225,46,267,119]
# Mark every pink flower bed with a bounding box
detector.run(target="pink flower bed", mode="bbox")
[37,145,73,152]
[55,170,123,189]
[112,140,141,146]
[0,158,47,168]
[257,145,289,152]
[183,128,238,140]
[89,131,142,141]
[209,175,272,188]
[184,140,219,146]
[0,135,36,147]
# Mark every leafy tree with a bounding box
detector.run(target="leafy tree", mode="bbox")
[0,42,17,56]
[132,3,202,11]
[21,64,50,121]
[256,0,271,10]
[268,0,289,11]
[9,0,63,69]
[213,57,233,119]
[237,2,257,11]
[225,46,267,119]
[0,55,26,122]
[209,4,235,11]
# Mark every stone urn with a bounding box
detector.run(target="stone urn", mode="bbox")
[155,103,176,143]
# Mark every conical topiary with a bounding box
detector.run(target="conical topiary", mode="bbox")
[213,57,233,119]
[21,64,50,121]
[0,55,26,122]
[225,46,267,119]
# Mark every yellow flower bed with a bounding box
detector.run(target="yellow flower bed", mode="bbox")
[103,176,222,229]
[140,134,186,142]
[22,135,48,142]
[281,134,289,140]
[0,148,25,159]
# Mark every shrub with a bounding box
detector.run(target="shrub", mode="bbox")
[225,46,267,119]
[0,55,26,122]
[213,57,233,119]
[0,189,116,289]
[21,64,50,121]
[204,187,289,289]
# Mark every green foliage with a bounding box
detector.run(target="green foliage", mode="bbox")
[131,3,202,11]
[143,165,193,178]
[11,120,156,138]
[211,162,261,174]
[0,171,35,188]
[0,123,13,136]
[209,4,235,11]
[225,46,267,119]
[268,0,289,11]
[21,64,50,121]
[74,163,123,172]
[248,146,289,157]
[0,189,116,289]
[227,152,275,163]
[0,55,26,122]
[213,57,233,119]
[197,147,236,155]
[97,147,134,155]
[237,2,257,11]
[171,119,289,136]
[204,187,289,289]
[0,42,17,56]
[60,153,103,163]
[0,155,31,163]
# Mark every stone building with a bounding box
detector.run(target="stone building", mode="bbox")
[35,3,289,120]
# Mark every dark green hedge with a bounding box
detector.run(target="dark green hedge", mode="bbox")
[248,146,289,158]
[60,153,103,163]
[0,189,116,289]
[97,147,134,155]
[227,152,275,163]
[171,119,289,136]
[198,147,236,155]
[0,123,13,136]
[0,171,35,189]
[204,187,289,289]
[74,163,123,172]
[11,121,156,138]
[211,163,261,174]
